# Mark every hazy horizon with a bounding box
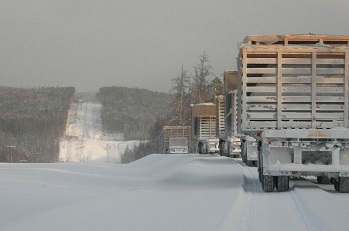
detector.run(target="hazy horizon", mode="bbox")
[1,0,349,93]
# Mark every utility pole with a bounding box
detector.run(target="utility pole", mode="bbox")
[7,138,16,163]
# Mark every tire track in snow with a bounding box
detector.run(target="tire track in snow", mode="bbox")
[219,160,309,231]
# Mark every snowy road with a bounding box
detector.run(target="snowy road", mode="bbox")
[1,154,349,231]
[59,99,139,163]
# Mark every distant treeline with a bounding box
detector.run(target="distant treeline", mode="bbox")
[97,86,173,140]
[0,86,75,162]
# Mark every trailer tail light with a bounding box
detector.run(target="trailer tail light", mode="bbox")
[268,141,287,147]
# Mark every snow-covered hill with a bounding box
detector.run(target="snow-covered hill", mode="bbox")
[1,154,349,231]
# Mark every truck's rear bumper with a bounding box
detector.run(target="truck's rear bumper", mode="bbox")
[264,163,349,177]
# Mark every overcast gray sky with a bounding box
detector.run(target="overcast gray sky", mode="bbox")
[1,0,349,93]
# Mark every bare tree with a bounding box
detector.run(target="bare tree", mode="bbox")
[191,52,213,104]
[170,65,191,125]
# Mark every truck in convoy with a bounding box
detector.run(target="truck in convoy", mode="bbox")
[216,71,241,158]
[191,103,219,154]
[217,70,258,164]
[163,126,190,154]
[237,34,349,192]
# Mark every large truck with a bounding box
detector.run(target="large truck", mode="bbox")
[237,34,349,192]
[163,126,190,154]
[217,71,242,158]
[191,103,219,154]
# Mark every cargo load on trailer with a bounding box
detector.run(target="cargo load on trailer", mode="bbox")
[237,34,349,192]
[191,103,219,154]
[163,126,190,154]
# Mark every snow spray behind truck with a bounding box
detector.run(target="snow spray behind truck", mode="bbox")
[163,126,190,154]
[191,103,219,154]
[237,34,349,192]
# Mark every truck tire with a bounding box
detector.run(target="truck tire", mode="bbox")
[262,175,274,192]
[335,177,349,193]
[317,176,330,184]
[219,141,224,156]
[258,167,262,182]
[276,176,289,192]
[198,143,203,154]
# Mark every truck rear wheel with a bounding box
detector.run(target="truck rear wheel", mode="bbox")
[262,175,274,192]
[317,176,330,184]
[198,143,203,154]
[276,176,289,192]
[334,177,349,193]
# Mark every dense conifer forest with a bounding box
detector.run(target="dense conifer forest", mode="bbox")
[0,86,75,162]
[97,86,173,140]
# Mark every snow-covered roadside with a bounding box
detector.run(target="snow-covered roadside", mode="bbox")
[1,154,349,231]
[59,98,139,163]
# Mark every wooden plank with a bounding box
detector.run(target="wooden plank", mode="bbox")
[312,52,317,128]
[247,68,277,74]
[246,76,344,84]
[247,112,344,120]
[316,59,345,65]
[282,58,312,64]
[317,96,344,102]
[247,104,344,111]
[247,58,277,64]
[245,121,344,130]
[345,51,349,127]
[315,77,344,84]
[246,86,344,94]
[246,77,276,83]
[246,96,344,103]
[246,86,276,92]
[316,68,345,75]
[277,51,282,129]
[245,47,349,54]
[242,48,248,131]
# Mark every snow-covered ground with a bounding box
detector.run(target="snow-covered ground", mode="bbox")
[2,98,349,230]
[59,100,139,163]
[1,154,349,231]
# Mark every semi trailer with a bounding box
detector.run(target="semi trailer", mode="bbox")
[191,103,219,154]
[237,34,349,192]
[163,126,190,154]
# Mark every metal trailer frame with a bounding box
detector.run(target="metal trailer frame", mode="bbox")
[237,34,349,192]
[259,128,349,192]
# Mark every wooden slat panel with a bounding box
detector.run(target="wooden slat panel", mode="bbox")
[316,68,345,75]
[282,58,312,64]
[247,86,276,92]
[247,58,277,64]
[246,77,276,83]
[316,59,345,65]
[247,112,344,120]
[277,51,282,129]
[246,121,344,130]
[247,104,344,111]
[247,68,277,74]
[246,76,344,84]
[316,96,344,102]
[345,51,349,127]
[316,77,344,84]
[246,96,344,103]
[247,86,345,94]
